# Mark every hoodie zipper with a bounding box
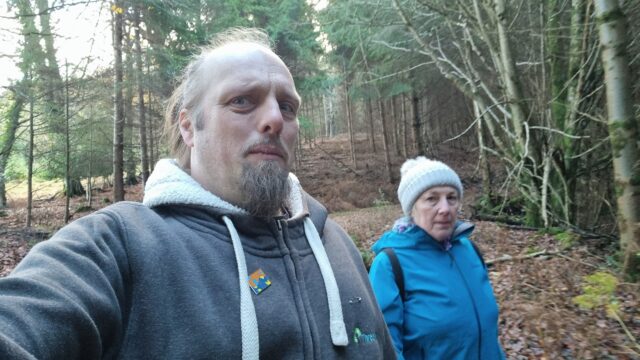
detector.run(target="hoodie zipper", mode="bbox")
[447,248,483,360]
[274,216,319,358]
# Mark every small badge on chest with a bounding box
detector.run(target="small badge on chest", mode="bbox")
[248,268,272,295]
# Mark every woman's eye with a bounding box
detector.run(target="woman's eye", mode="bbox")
[230,96,251,106]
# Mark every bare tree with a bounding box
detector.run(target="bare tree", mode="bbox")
[594,0,640,280]
[134,6,150,185]
[112,2,125,202]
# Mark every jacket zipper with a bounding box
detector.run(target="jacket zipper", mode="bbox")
[448,250,483,360]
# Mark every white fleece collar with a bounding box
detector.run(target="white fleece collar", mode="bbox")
[143,159,305,217]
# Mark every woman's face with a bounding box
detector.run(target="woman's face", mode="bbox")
[411,186,460,242]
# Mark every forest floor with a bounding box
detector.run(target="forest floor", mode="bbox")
[1,134,639,359]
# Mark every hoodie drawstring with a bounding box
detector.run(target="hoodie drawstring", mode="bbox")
[223,216,259,360]
[221,215,349,360]
[303,217,349,346]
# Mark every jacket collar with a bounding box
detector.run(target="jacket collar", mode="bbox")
[143,159,307,218]
[372,218,475,254]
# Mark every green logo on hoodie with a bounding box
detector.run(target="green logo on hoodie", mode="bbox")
[353,327,377,344]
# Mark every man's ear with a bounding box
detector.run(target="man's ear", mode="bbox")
[179,109,195,147]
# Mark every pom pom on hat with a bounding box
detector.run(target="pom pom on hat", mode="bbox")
[397,156,463,216]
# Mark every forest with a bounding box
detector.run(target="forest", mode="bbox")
[0,0,639,357]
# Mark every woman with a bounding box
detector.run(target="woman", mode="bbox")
[369,157,505,359]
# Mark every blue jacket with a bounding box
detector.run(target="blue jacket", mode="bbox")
[369,218,505,360]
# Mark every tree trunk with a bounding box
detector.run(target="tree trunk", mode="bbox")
[494,0,529,148]
[296,127,302,170]
[124,26,138,187]
[112,2,125,202]
[134,6,150,185]
[495,0,543,226]
[412,90,424,155]
[322,94,329,138]
[0,90,23,208]
[146,51,156,169]
[34,0,64,110]
[344,82,357,168]
[378,99,393,183]
[475,102,492,207]
[64,62,71,223]
[366,99,376,153]
[87,119,93,208]
[401,93,408,158]
[594,0,640,280]
[27,83,34,227]
[391,96,401,156]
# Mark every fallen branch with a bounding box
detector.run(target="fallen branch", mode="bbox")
[472,213,525,226]
[0,228,50,238]
[474,213,618,241]
[486,250,558,265]
[313,144,362,177]
[555,253,599,269]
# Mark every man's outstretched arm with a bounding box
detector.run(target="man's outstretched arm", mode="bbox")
[0,210,131,359]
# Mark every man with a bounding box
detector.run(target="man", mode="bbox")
[0,28,395,359]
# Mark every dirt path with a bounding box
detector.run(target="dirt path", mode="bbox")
[1,135,639,358]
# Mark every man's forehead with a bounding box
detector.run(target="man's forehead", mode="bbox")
[202,43,300,99]
[205,42,282,70]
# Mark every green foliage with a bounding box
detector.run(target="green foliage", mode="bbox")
[360,249,374,270]
[75,205,92,213]
[348,232,374,269]
[475,193,526,220]
[524,245,542,255]
[606,253,621,269]
[373,188,392,207]
[573,272,619,317]
[574,271,640,352]
[475,194,495,212]
[299,115,315,138]
[539,227,563,235]
[554,231,580,250]
[535,227,580,250]
[5,151,28,181]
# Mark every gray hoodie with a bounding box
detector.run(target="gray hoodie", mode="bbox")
[0,159,395,359]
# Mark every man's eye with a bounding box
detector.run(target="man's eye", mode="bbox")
[280,102,296,114]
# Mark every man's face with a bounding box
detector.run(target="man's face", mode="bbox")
[180,44,300,209]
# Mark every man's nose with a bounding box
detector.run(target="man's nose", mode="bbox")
[257,97,284,135]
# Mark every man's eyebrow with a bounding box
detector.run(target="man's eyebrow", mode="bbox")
[280,89,301,105]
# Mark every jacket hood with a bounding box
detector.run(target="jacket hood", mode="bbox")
[143,159,306,219]
[372,218,474,255]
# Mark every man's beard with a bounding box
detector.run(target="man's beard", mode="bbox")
[239,161,291,218]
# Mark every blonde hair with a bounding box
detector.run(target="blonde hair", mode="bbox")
[163,28,274,168]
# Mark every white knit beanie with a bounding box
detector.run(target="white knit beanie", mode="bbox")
[397,156,463,216]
